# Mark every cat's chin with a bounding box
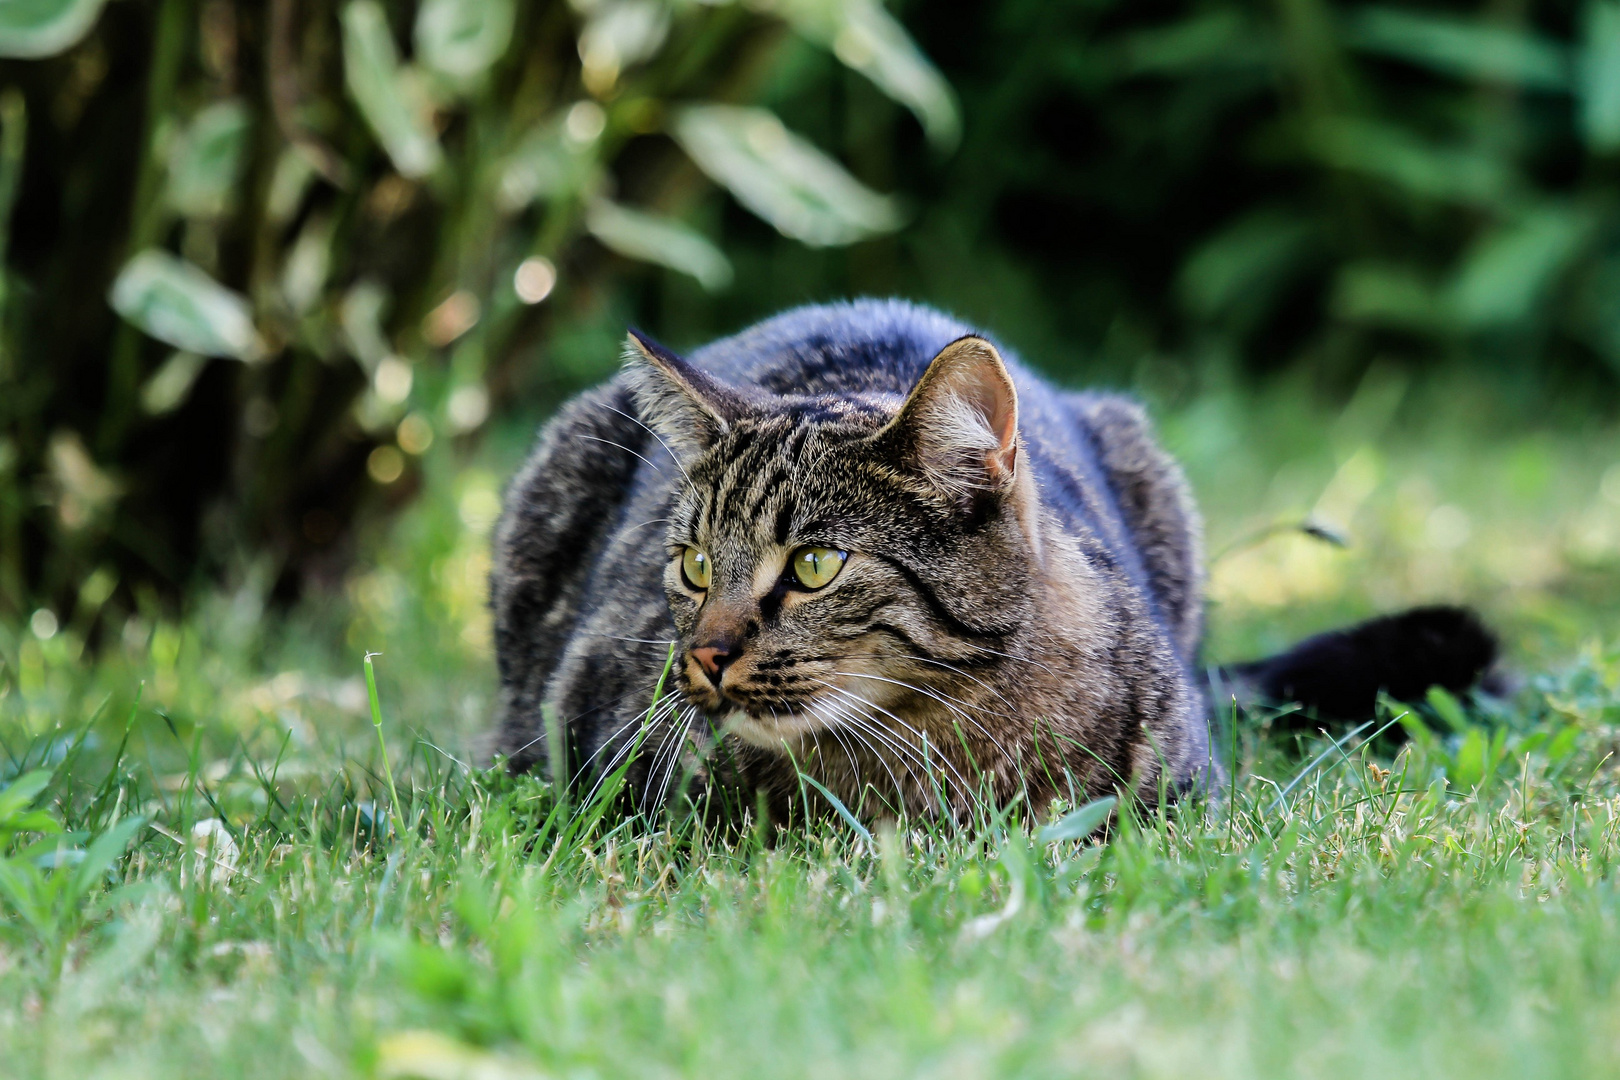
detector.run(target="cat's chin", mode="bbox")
[724,707,827,750]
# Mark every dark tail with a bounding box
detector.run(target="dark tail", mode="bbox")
[1221,605,1500,723]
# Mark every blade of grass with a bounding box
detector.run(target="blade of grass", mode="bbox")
[1267,720,1376,815]
[364,651,406,841]
[798,773,873,847]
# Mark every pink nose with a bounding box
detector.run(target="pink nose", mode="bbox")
[691,645,730,678]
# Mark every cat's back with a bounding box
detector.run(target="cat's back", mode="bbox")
[688,299,1138,476]
[686,299,1104,424]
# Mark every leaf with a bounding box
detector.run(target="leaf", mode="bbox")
[0,0,108,59]
[757,0,959,150]
[1452,727,1488,791]
[1580,2,1620,152]
[1547,723,1581,763]
[1425,685,1470,734]
[1112,10,1275,77]
[1346,7,1571,91]
[74,904,163,991]
[1488,726,1511,782]
[671,104,904,247]
[386,938,474,1005]
[281,212,335,316]
[1178,209,1318,321]
[3,811,61,835]
[340,279,394,371]
[342,0,442,179]
[1331,261,1445,332]
[166,99,252,219]
[577,0,671,91]
[1305,117,1513,208]
[798,773,873,845]
[414,0,514,83]
[1036,795,1118,844]
[1299,519,1351,548]
[69,815,146,901]
[17,830,86,862]
[31,846,85,869]
[961,836,1027,939]
[1449,203,1597,328]
[585,199,733,291]
[1394,701,1439,753]
[266,146,320,225]
[0,769,52,826]
[0,857,49,935]
[497,118,600,211]
[110,250,264,361]
[141,351,208,415]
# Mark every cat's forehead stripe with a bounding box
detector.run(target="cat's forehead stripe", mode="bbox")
[715,444,763,529]
[686,406,891,549]
[739,463,789,527]
[701,417,781,531]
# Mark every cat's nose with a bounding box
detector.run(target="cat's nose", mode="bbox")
[691,643,737,680]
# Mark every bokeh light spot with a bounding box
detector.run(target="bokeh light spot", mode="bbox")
[398,413,434,455]
[367,445,406,484]
[514,257,557,304]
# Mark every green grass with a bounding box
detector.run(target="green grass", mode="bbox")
[2,374,1620,1079]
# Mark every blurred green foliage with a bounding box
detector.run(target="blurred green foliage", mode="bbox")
[0,0,954,628]
[2,0,1620,637]
[701,0,1620,390]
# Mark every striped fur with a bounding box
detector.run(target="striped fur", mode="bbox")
[490,300,1212,820]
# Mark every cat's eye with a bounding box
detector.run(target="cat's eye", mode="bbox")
[791,546,847,589]
[681,547,711,590]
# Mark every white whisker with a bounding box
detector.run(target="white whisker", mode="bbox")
[580,633,678,646]
[637,700,686,794]
[652,706,698,809]
[810,680,977,815]
[810,691,944,809]
[506,681,677,764]
[960,641,1055,674]
[836,652,1020,714]
[818,712,865,788]
[618,517,673,536]
[578,693,684,804]
[829,668,1018,774]
[593,400,692,483]
[575,433,669,477]
[807,699,904,808]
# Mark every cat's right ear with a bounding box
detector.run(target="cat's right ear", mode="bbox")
[879,335,1021,499]
[622,329,750,462]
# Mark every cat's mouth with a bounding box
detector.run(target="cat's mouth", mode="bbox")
[677,652,913,750]
[720,703,830,749]
[678,677,830,747]
[673,666,842,748]
[678,653,825,719]
[702,680,911,753]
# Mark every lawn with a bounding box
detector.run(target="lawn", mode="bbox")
[2,371,1619,1079]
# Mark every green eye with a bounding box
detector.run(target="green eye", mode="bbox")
[791,546,847,589]
[681,547,711,590]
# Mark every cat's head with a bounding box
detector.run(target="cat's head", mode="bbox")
[625,330,1042,749]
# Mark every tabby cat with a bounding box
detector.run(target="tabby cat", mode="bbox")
[490,300,1494,819]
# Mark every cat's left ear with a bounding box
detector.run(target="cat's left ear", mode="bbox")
[622,329,751,462]
[881,335,1020,497]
